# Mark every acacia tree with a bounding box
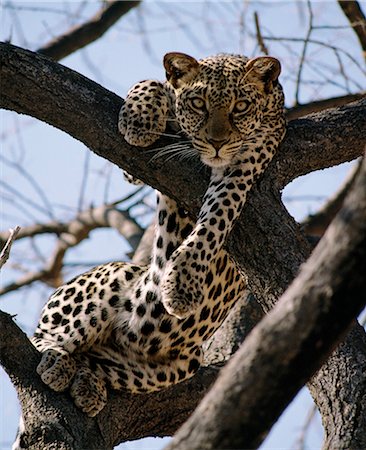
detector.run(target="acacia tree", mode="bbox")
[0,1,365,449]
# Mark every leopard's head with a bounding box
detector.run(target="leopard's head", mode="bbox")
[164,52,284,168]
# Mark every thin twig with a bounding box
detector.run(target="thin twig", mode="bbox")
[0,226,20,270]
[254,11,269,55]
[295,0,314,105]
[338,0,366,61]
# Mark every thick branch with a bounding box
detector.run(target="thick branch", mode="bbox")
[166,154,366,450]
[338,1,366,60]
[0,309,219,449]
[0,43,364,205]
[285,92,365,120]
[37,1,141,61]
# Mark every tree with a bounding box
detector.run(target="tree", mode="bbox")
[1,2,365,449]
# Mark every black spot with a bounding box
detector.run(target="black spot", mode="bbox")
[218,219,226,231]
[125,272,134,281]
[181,315,195,331]
[72,305,82,317]
[51,313,62,325]
[169,372,176,383]
[172,336,185,347]
[132,370,144,379]
[136,304,146,317]
[230,169,243,178]
[198,325,208,336]
[74,291,83,303]
[65,287,76,296]
[166,242,176,260]
[181,224,193,239]
[188,358,200,373]
[47,300,60,309]
[102,308,108,322]
[41,315,49,324]
[146,291,157,303]
[158,209,167,225]
[85,302,96,314]
[128,332,138,342]
[133,378,143,388]
[141,321,155,335]
[199,306,210,321]
[151,302,165,319]
[90,316,98,327]
[167,213,177,233]
[197,227,207,236]
[157,236,163,248]
[205,271,213,285]
[99,289,105,299]
[177,369,186,380]
[207,231,215,242]
[157,372,167,382]
[110,279,120,292]
[159,319,172,333]
[124,299,133,312]
[109,295,120,307]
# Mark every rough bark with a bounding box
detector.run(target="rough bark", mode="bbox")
[1,42,366,448]
[167,155,366,450]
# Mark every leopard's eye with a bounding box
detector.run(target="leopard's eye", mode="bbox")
[189,97,206,111]
[233,100,250,114]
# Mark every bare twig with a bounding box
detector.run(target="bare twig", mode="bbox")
[0,203,144,295]
[0,226,20,270]
[338,0,366,61]
[294,403,319,450]
[295,0,314,105]
[37,1,141,61]
[254,11,269,55]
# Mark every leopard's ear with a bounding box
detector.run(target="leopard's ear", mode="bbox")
[244,56,281,93]
[164,52,199,89]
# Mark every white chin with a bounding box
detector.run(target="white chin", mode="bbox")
[203,157,230,168]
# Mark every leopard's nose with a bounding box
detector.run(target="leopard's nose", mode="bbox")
[208,138,228,151]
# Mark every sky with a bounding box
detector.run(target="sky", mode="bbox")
[0,1,365,449]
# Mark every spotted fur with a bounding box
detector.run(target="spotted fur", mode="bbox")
[32,52,286,417]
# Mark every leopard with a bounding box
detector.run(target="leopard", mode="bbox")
[29,52,286,418]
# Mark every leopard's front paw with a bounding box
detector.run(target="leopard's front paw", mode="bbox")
[118,80,169,147]
[161,263,203,319]
[70,366,107,417]
[37,349,76,392]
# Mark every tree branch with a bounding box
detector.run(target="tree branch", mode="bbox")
[0,309,220,449]
[0,226,20,270]
[0,203,144,295]
[285,92,365,120]
[166,153,366,450]
[36,1,141,61]
[338,0,366,61]
[0,43,364,202]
